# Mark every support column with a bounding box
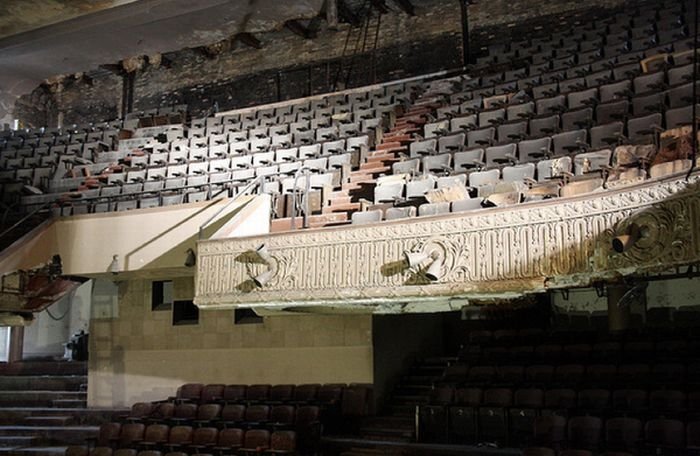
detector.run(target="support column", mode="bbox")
[326,0,339,29]
[607,283,645,333]
[458,0,471,66]
[8,326,24,363]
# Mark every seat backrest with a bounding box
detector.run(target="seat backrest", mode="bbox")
[270,431,297,451]
[351,209,383,225]
[243,429,271,449]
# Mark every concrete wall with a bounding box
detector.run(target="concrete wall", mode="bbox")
[0,327,9,362]
[88,277,373,407]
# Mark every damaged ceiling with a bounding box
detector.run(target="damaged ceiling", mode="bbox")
[0,0,326,124]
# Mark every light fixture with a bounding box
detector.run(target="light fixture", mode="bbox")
[403,248,444,282]
[109,255,120,274]
[184,248,196,267]
[253,269,274,288]
[255,244,272,263]
[612,224,641,253]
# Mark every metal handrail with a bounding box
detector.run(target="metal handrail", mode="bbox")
[197,175,264,240]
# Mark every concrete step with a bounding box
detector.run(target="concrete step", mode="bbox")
[0,408,125,426]
[0,377,86,392]
[50,400,86,409]
[0,426,98,445]
[376,142,403,151]
[0,392,86,408]
[392,395,430,406]
[0,436,39,448]
[0,363,86,377]
[23,417,74,427]
[323,202,361,214]
[0,446,68,456]
[329,196,351,205]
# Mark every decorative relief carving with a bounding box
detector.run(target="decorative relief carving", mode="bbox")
[195,175,700,308]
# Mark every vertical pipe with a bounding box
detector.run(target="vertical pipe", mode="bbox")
[688,0,699,179]
[459,0,471,66]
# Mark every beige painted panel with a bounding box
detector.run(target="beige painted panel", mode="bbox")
[88,345,373,407]
[0,195,270,276]
[87,278,373,407]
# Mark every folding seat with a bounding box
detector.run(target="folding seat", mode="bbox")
[537,95,567,115]
[633,72,666,96]
[138,424,170,450]
[451,197,483,213]
[87,422,122,449]
[567,416,603,452]
[424,121,450,138]
[509,388,544,446]
[478,388,513,445]
[453,149,485,171]
[468,169,500,196]
[148,403,175,424]
[649,390,686,416]
[544,389,577,416]
[467,128,495,148]
[519,137,552,161]
[554,364,585,387]
[497,121,528,143]
[568,88,599,110]
[577,389,611,415]
[530,115,561,137]
[450,115,477,132]
[392,158,420,176]
[605,417,643,453]
[287,384,318,405]
[599,80,632,104]
[351,209,383,225]
[644,419,685,454]
[559,77,587,94]
[374,182,404,204]
[244,385,270,404]
[436,174,467,190]
[238,429,270,455]
[243,405,270,427]
[191,403,221,427]
[467,365,496,385]
[526,365,555,385]
[461,98,483,114]
[533,415,567,450]
[668,63,696,86]
[168,403,198,425]
[269,405,296,427]
[651,363,686,386]
[438,134,465,153]
[424,153,452,175]
[479,109,506,127]
[223,385,247,404]
[409,139,437,158]
[666,104,699,128]
[631,92,666,117]
[597,100,630,124]
[552,129,587,155]
[219,404,246,428]
[419,202,451,217]
[502,163,535,183]
[485,143,518,166]
[419,404,449,442]
[591,122,624,148]
[585,364,617,386]
[497,365,524,385]
[125,403,154,422]
[407,175,437,199]
[669,81,700,108]
[562,108,594,131]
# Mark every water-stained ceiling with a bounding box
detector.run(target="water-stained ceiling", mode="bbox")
[0,0,325,123]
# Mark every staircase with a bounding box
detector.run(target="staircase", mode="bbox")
[270,95,441,233]
[0,362,127,455]
[333,356,453,456]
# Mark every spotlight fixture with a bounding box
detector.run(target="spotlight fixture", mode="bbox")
[253,269,274,288]
[403,248,444,282]
[184,248,196,268]
[612,224,641,253]
[255,244,272,263]
[109,255,120,274]
[251,244,277,288]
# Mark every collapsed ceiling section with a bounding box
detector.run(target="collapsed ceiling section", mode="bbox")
[0,0,326,123]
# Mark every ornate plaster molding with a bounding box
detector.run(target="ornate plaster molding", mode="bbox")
[195,174,700,309]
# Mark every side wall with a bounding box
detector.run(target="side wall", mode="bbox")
[88,278,373,407]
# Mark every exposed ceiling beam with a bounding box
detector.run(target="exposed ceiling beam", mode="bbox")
[285,19,316,39]
[392,0,416,15]
[235,32,262,49]
[98,63,125,76]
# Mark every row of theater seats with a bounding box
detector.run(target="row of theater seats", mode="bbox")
[439,364,700,388]
[66,425,297,456]
[421,402,700,454]
[122,402,321,431]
